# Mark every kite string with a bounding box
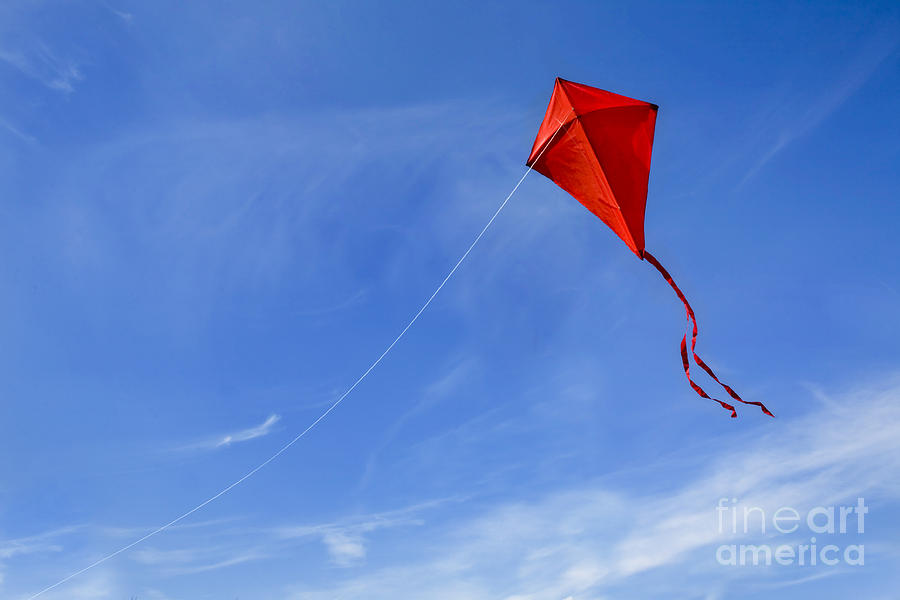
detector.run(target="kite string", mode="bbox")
[26,111,575,600]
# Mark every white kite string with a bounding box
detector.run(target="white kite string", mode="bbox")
[27,112,572,600]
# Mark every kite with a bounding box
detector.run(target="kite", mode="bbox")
[527,78,773,418]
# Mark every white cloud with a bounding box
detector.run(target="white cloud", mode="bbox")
[41,99,529,337]
[739,26,898,185]
[0,117,36,144]
[132,545,266,575]
[8,378,899,597]
[175,414,281,452]
[104,5,134,24]
[109,500,448,581]
[216,413,281,447]
[321,531,367,566]
[273,499,448,567]
[359,359,476,490]
[285,376,900,599]
[0,525,84,589]
[29,570,117,600]
[0,44,82,94]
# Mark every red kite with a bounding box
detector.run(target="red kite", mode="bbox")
[528,78,772,418]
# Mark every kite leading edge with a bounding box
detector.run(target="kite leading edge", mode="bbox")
[528,77,773,418]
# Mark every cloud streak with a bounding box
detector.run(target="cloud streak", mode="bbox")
[740,26,899,185]
[216,414,281,447]
[273,499,451,566]
[284,375,900,599]
[174,414,281,452]
[131,545,267,576]
[0,44,82,94]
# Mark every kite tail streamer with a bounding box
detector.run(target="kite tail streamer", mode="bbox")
[642,250,774,418]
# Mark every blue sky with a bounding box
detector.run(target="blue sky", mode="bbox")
[1,1,899,598]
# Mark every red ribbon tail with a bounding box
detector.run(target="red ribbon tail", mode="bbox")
[643,250,773,418]
[681,333,736,418]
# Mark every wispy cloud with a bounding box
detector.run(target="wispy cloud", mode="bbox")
[0,43,83,94]
[40,99,528,335]
[0,527,80,561]
[103,3,134,24]
[132,545,267,575]
[359,359,476,490]
[284,375,900,599]
[273,499,451,566]
[0,526,84,593]
[216,413,281,447]
[175,414,281,452]
[8,377,899,597]
[98,517,243,540]
[27,570,117,600]
[0,116,36,144]
[119,499,450,578]
[739,26,899,185]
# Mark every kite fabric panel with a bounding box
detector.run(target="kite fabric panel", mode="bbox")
[528,77,773,419]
